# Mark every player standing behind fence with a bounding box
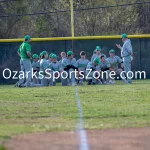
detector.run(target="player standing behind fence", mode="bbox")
[76,51,89,85]
[40,51,49,86]
[32,54,40,84]
[17,35,32,87]
[116,33,133,84]
[91,46,106,62]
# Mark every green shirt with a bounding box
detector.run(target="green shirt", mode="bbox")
[18,42,31,60]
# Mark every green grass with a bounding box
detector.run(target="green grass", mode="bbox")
[0,145,6,150]
[0,80,150,142]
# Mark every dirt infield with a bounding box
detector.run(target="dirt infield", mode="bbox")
[4,128,150,150]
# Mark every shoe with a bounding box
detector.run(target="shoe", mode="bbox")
[102,81,107,85]
[78,81,83,85]
[109,80,116,84]
[18,84,26,88]
[71,83,77,86]
[128,81,132,84]
[97,81,102,85]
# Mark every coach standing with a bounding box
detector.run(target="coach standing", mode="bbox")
[116,33,133,84]
[18,35,32,87]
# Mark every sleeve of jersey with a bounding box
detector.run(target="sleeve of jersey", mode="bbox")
[76,60,79,68]
[126,42,133,55]
[117,56,123,63]
[59,62,62,71]
[107,61,111,68]
[26,44,31,52]
[91,56,94,62]
[72,59,77,67]
[62,59,68,67]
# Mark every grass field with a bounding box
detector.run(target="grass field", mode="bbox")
[0,80,150,144]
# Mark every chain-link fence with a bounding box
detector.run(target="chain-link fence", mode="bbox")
[0,37,150,84]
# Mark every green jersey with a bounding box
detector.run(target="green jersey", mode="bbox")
[18,42,31,60]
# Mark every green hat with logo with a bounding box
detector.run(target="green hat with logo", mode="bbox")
[32,54,39,59]
[67,50,73,57]
[49,53,55,58]
[94,57,101,65]
[109,49,115,53]
[122,33,128,38]
[42,51,47,55]
[95,46,101,51]
[51,54,57,59]
[24,35,31,40]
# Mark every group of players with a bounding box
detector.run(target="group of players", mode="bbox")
[17,33,133,87]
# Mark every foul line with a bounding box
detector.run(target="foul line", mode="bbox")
[75,86,89,150]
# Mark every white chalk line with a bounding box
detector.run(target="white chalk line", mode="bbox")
[75,86,89,150]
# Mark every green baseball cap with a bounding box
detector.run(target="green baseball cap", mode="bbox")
[67,51,73,57]
[95,46,101,51]
[109,49,115,53]
[122,33,128,38]
[32,54,39,59]
[51,54,57,59]
[42,51,47,55]
[94,57,101,65]
[39,52,43,57]
[49,53,55,58]
[24,35,31,40]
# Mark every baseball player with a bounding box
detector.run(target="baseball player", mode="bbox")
[59,52,68,86]
[17,35,32,87]
[48,54,60,86]
[86,57,101,85]
[100,55,111,84]
[91,46,106,62]
[32,54,40,84]
[116,33,133,84]
[63,51,78,86]
[47,53,54,65]
[107,49,126,84]
[40,51,49,86]
[76,51,89,85]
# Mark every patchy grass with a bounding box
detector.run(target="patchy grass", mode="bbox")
[0,80,150,142]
